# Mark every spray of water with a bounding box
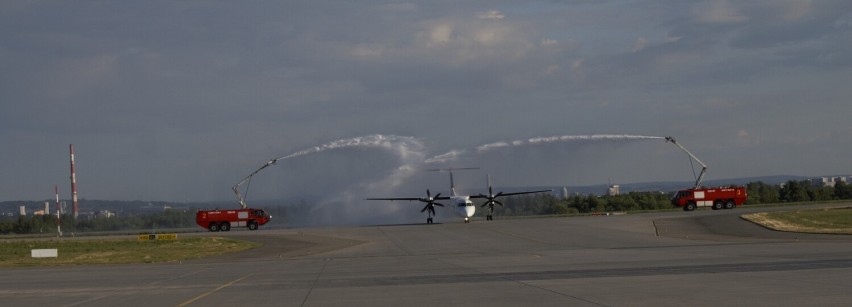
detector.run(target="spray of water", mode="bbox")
[275,134,424,161]
[271,134,427,194]
[235,134,425,206]
[425,134,664,164]
[251,134,429,225]
[477,134,664,153]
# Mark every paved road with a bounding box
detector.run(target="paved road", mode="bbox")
[3,204,852,306]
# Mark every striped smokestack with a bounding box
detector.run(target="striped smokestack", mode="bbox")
[55,184,61,216]
[70,144,78,220]
[55,184,62,236]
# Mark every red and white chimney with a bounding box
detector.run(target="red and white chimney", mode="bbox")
[55,184,61,216]
[70,144,79,220]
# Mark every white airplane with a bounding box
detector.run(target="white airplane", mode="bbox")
[367,168,550,224]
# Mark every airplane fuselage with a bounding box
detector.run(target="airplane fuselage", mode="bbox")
[450,196,476,221]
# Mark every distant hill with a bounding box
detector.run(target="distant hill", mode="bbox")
[0,199,194,217]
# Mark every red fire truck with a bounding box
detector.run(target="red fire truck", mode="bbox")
[671,187,748,211]
[665,137,748,211]
[196,208,271,231]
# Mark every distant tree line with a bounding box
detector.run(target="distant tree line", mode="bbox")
[492,180,852,216]
[745,180,852,204]
[0,210,196,235]
[493,191,674,216]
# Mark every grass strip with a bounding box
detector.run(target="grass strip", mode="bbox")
[742,207,852,234]
[0,236,260,267]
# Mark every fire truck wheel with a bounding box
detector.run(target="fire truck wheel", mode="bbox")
[248,221,258,230]
[724,200,735,209]
[208,223,220,232]
[712,201,723,210]
[684,202,696,211]
[221,222,231,232]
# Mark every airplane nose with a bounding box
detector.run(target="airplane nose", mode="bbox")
[466,206,476,217]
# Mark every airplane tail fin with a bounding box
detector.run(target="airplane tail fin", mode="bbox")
[450,171,457,196]
[426,167,479,197]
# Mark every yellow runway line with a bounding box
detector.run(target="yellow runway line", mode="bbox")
[177,274,251,307]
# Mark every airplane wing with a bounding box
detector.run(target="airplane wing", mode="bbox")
[495,189,552,197]
[366,190,450,224]
[469,189,551,199]
[365,197,420,200]
[365,197,422,201]
[365,196,452,201]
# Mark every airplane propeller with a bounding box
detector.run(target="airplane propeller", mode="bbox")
[479,186,504,214]
[419,189,445,216]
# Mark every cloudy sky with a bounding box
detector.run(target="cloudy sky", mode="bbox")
[2,1,852,205]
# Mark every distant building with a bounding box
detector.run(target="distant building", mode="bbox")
[562,186,570,199]
[608,185,620,196]
[19,206,26,216]
[812,176,850,188]
[95,210,115,218]
[139,203,172,214]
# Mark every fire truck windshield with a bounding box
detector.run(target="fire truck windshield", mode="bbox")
[674,191,692,199]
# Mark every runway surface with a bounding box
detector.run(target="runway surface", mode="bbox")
[3,203,852,306]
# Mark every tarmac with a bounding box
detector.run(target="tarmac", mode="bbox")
[3,203,852,306]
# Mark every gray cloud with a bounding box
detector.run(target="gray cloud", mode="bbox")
[2,1,851,206]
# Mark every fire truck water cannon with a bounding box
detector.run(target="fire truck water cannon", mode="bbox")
[665,136,747,211]
[232,158,278,209]
[665,136,707,189]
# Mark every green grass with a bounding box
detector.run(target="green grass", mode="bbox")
[0,236,260,267]
[742,207,852,234]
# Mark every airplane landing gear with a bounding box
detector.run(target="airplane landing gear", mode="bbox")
[486,215,493,221]
[464,217,470,223]
[427,217,433,224]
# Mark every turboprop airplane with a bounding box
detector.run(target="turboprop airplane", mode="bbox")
[367,168,551,224]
